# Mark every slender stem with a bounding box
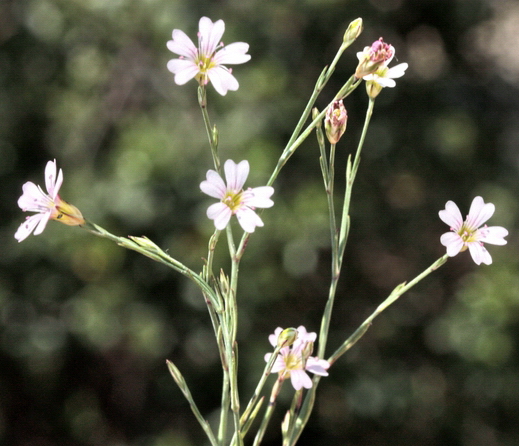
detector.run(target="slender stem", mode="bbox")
[282,389,305,446]
[167,360,218,446]
[328,254,449,364]
[227,223,243,445]
[253,378,284,446]
[239,345,282,435]
[318,97,375,359]
[267,76,361,187]
[80,220,222,313]
[287,97,377,446]
[198,85,220,172]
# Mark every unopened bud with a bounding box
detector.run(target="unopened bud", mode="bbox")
[129,235,161,250]
[343,18,363,44]
[324,100,348,144]
[301,339,314,361]
[219,269,230,296]
[354,37,394,79]
[277,327,298,348]
[312,107,320,124]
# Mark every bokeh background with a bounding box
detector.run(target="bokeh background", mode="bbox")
[1,0,519,445]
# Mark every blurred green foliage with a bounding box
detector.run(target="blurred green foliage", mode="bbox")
[1,0,519,445]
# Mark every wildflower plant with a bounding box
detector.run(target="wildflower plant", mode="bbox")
[14,16,509,446]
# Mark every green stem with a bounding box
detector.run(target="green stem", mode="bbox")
[167,360,218,446]
[267,75,361,187]
[253,378,284,446]
[239,345,282,437]
[287,97,378,446]
[328,254,449,364]
[198,86,220,172]
[80,220,222,313]
[318,97,376,358]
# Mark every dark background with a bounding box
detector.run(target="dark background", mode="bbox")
[1,0,519,445]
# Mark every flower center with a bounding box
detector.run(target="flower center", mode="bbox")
[457,224,480,248]
[284,351,303,374]
[222,191,244,213]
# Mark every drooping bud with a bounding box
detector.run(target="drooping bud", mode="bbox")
[354,37,395,79]
[324,100,348,144]
[343,18,363,44]
[277,327,298,348]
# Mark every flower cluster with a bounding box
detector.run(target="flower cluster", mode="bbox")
[355,38,408,98]
[264,326,330,390]
[439,196,508,265]
[15,160,84,243]
[167,17,251,96]
[200,159,274,233]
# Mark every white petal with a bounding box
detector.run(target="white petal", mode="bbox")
[466,196,494,229]
[167,59,199,84]
[236,208,263,233]
[386,63,408,79]
[33,211,52,235]
[479,226,508,245]
[207,67,239,95]
[199,17,224,56]
[200,170,226,199]
[242,186,274,208]
[440,232,464,257]
[305,357,330,376]
[375,77,396,88]
[468,242,492,265]
[207,202,232,230]
[224,160,249,191]
[167,30,197,59]
[14,214,43,242]
[45,160,62,198]
[439,201,463,230]
[18,182,46,211]
[214,42,251,65]
[290,370,312,390]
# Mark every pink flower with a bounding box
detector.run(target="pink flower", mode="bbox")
[355,38,395,79]
[200,160,274,233]
[167,17,251,95]
[439,196,508,265]
[15,160,84,242]
[264,326,330,391]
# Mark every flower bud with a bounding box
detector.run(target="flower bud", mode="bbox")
[324,100,348,144]
[343,18,363,44]
[301,339,315,361]
[277,327,298,348]
[354,37,394,79]
[219,269,230,297]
